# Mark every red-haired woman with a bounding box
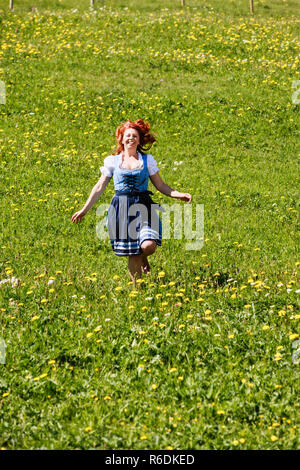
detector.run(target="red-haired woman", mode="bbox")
[71,119,192,282]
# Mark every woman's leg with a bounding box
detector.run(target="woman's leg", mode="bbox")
[140,240,157,273]
[128,242,157,282]
[128,254,144,282]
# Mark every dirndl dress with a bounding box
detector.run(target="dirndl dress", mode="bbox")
[106,153,163,257]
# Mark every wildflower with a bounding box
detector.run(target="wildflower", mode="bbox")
[30,316,40,322]
[270,435,278,442]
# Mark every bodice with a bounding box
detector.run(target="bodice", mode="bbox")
[113,153,149,193]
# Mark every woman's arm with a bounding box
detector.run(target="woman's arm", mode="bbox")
[71,174,111,223]
[150,172,192,202]
[82,174,111,213]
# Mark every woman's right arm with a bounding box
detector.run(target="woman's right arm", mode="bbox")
[71,174,111,223]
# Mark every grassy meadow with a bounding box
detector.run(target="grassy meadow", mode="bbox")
[0,0,299,450]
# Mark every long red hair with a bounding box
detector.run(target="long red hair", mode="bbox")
[113,119,156,155]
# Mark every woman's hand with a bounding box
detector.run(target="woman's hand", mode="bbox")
[71,208,87,224]
[177,193,192,202]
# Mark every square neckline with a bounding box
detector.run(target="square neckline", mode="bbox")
[118,151,144,171]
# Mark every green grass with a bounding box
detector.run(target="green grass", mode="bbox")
[0,0,299,450]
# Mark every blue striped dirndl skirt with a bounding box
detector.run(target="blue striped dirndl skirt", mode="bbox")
[106,190,162,256]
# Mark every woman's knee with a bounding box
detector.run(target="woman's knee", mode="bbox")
[141,240,156,255]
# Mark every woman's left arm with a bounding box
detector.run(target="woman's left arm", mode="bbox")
[150,172,192,202]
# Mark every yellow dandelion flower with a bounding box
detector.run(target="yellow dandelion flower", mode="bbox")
[270,435,278,442]
[30,316,40,322]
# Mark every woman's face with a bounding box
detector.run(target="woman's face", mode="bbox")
[122,128,140,151]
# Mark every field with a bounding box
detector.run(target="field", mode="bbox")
[0,0,299,450]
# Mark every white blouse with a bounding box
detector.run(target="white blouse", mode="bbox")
[100,152,159,178]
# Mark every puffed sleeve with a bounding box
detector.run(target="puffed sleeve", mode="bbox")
[100,155,115,177]
[147,154,159,176]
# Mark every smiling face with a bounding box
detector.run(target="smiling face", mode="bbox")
[122,128,140,152]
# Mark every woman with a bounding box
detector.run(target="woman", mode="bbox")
[71,119,192,282]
